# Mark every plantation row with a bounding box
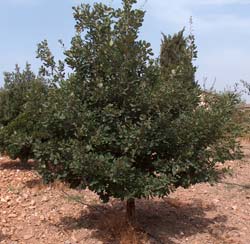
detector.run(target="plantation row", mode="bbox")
[0,0,243,220]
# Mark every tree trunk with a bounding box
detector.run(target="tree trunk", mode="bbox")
[126,198,135,223]
[19,155,29,167]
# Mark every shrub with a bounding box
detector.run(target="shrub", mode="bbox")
[0,64,47,164]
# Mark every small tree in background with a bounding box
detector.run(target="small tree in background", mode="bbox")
[0,64,47,164]
[34,0,242,222]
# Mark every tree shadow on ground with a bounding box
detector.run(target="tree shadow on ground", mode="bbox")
[57,198,237,244]
[24,178,44,188]
[0,158,36,171]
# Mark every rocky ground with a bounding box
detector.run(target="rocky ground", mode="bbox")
[0,143,250,244]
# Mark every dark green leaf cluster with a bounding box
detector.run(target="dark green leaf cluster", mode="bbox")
[31,0,242,202]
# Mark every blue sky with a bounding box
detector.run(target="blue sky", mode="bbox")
[0,0,250,100]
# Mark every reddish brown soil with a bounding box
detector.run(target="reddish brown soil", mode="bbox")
[0,143,250,244]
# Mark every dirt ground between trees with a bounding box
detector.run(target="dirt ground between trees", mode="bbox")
[0,143,250,244]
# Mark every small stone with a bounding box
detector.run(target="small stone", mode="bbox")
[16,197,22,203]
[41,196,48,202]
[40,215,45,221]
[8,213,17,218]
[30,200,35,206]
[16,225,23,230]
[23,193,29,199]
[212,199,219,204]
[2,227,9,235]
[1,198,7,203]
[23,234,33,240]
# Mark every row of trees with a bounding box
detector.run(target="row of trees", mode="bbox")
[0,0,243,221]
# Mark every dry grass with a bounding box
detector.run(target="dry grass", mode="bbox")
[240,136,250,143]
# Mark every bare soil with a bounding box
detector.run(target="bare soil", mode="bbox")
[0,143,250,244]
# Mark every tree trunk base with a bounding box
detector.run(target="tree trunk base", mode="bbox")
[19,157,30,169]
[126,198,135,224]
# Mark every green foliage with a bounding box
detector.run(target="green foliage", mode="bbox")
[0,64,34,126]
[234,103,250,140]
[32,0,242,204]
[0,64,47,163]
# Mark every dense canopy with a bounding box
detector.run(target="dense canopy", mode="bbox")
[0,0,242,221]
